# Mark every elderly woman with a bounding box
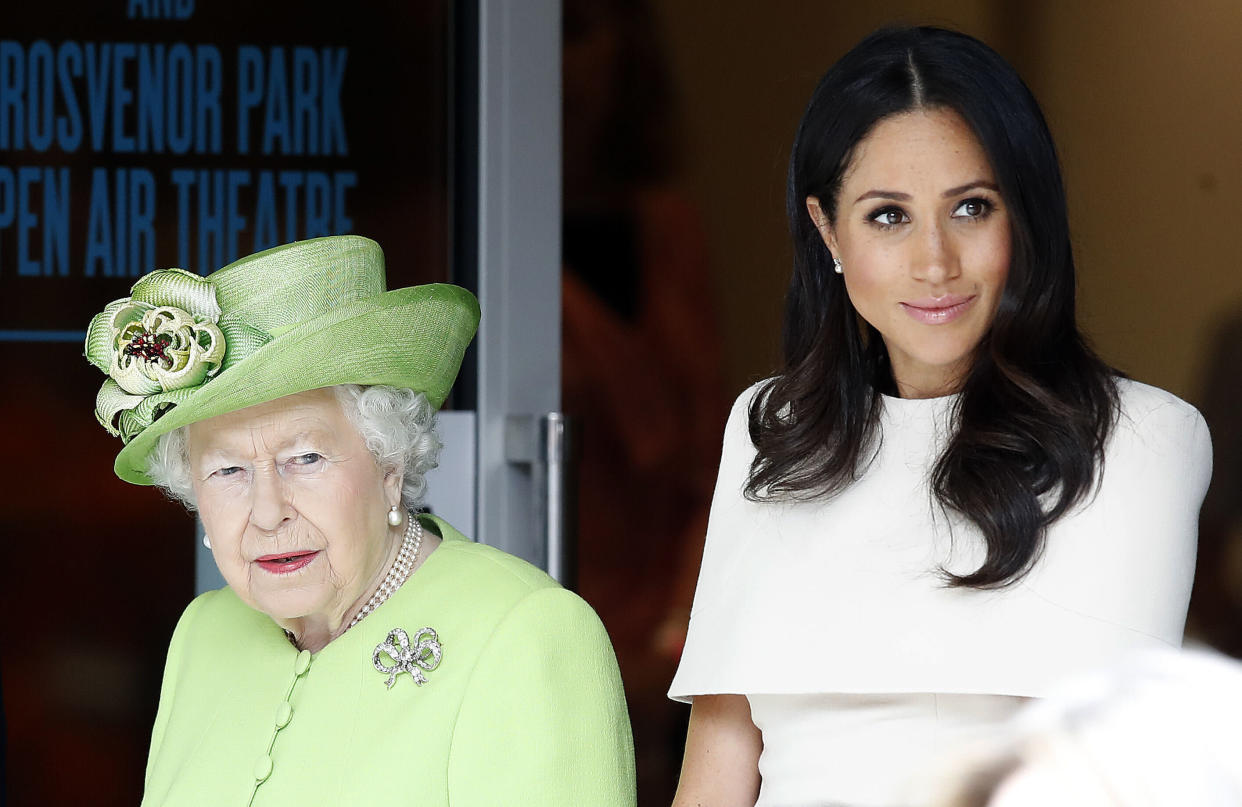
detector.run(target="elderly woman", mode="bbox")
[84,236,635,806]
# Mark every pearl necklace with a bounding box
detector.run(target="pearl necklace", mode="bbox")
[347,511,424,632]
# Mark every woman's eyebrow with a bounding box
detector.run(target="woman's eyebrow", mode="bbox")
[855,189,912,203]
[194,448,237,468]
[277,430,335,451]
[942,180,999,197]
[853,181,1000,204]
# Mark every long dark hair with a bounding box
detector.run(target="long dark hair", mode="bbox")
[746,26,1119,588]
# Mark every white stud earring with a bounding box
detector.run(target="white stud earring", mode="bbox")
[387,505,404,527]
[202,535,212,549]
[833,256,844,275]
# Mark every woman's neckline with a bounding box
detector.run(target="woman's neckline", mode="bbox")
[877,388,961,427]
[878,389,961,406]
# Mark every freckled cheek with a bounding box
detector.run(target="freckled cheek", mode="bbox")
[975,253,1010,312]
[843,258,906,323]
[974,224,1011,282]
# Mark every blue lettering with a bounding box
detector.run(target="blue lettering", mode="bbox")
[253,170,278,252]
[0,168,10,274]
[44,167,70,276]
[292,47,317,156]
[225,169,249,262]
[136,44,164,152]
[262,47,289,156]
[84,43,111,152]
[113,168,129,273]
[1,42,25,150]
[167,44,192,154]
[130,168,156,275]
[333,171,356,233]
[16,167,40,275]
[0,169,8,275]
[322,48,347,156]
[237,46,263,155]
[128,0,194,18]
[277,170,302,242]
[112,43,136,153]
[195,45,222,154]
[27,41,54,152]
[0,168,13,230]
[305,171,330,238]
[170,168,194,270]
[196,169,224,273]
[84,167,112,277]
[56,42,83,152]
[12,168,38,275]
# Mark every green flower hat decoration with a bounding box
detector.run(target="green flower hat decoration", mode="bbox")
[87,269,237,441]
[83,236,480,485]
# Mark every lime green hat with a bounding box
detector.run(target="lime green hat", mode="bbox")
[84,235,480,485]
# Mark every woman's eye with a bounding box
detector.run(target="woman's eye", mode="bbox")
[284,453,325,474]
[952,198,993,219]
[215,466,243,478]
[868,206,909,228]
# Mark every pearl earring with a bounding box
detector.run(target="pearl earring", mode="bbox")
[833,256,844,275]
[202,535,212,549]
[387,505,404,527]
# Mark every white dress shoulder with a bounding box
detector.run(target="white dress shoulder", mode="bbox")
[669,378,1211,806]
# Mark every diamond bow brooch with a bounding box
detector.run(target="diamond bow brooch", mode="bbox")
[373,627,442,689]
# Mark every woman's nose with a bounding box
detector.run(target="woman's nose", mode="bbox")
[911,222,960,284]
[249,468,293,532]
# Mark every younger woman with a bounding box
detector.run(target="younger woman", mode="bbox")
[670,26,1211,807]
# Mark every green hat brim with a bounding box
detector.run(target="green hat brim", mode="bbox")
[113,283,479,485]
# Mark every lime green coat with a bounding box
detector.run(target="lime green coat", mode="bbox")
[141,516,636,806]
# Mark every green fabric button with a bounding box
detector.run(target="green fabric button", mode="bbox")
[294,649,311,676]
[275,701,293,729]
[254,753,273,782]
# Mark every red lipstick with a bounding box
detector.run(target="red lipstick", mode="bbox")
[254,551,320,574]
[900,294,976,325]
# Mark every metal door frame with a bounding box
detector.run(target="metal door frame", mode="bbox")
[472,0,563,570]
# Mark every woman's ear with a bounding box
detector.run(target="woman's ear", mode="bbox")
[383,465,404,508]
[805,196,839,255]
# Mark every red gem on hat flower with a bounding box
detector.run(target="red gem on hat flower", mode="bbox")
[123,331,174,363]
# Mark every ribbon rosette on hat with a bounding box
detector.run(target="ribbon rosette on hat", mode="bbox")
[84,268,267,442]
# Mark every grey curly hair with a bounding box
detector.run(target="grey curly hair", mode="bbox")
[146,385,441,512]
